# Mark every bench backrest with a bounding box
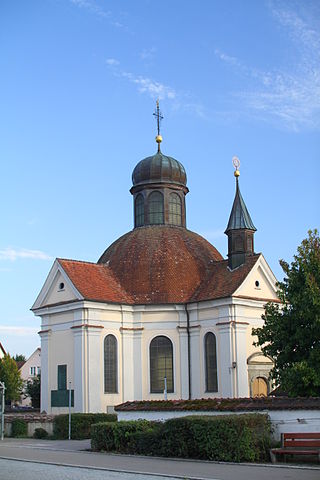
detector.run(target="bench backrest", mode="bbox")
[283,433,320,448]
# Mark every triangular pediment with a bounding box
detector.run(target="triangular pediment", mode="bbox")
[32,259,83,310]
[233,254,278,301]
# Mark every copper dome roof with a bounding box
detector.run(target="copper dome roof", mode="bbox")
[98,225,223,304]
[132,151,187,187]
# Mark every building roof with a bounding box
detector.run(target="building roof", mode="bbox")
[59,259,134,304]
[50,228,263,306]
[98,225,223,304]
[225,177,256,233]
[191,254,260,302]
[132,151,187,188]
[115,397,320,412]
[0,342,6,356]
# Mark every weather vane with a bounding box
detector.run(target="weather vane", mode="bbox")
[153,99,163,151]
[232,156,240,178]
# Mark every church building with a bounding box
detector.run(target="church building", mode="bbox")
[32,104,277,413]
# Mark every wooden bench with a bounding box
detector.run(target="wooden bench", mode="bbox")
[271,433,320,463]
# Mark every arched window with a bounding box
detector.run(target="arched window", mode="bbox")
[205,332,218,392]
[104,334,117,393]
[148,191,164,225]
[169,193,182,226]
[135,194,144,227]
[150,336,173,393]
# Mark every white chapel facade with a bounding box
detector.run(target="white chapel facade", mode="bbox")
[32,110,278,413]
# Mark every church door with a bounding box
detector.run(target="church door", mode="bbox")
[252,377,268,397]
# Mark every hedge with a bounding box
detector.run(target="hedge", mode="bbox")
[53,413,117,439]
[11,419,28,438]
[91,414,271,462]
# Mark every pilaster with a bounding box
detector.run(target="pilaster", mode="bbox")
[38,329,51,413]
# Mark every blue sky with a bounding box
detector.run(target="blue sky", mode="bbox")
[0,0,319,357]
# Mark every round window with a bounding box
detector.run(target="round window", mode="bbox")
[59,282,65,290]
[255,280,260,288]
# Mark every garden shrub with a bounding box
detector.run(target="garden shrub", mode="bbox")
[91,413,271,462]
[33,427,48,439]
[11,418,28,437]
[91,420,155,452]
[53,413,117,439]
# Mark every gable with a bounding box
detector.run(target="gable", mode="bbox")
[234,254,278,301]
[32,259,83,310]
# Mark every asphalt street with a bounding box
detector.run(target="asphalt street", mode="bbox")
[0,438,319,480]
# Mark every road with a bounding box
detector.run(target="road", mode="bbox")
[0,438,319,480]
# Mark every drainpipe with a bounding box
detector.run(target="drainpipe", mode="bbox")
[120,305,124,404]
[185,304,191,400]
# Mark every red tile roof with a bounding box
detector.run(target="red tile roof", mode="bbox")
[47,228,267,307]
[191,255,260,302]
[98,226,223,304]
[58,259,133,304]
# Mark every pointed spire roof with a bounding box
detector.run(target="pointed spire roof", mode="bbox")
[225,177,256,233]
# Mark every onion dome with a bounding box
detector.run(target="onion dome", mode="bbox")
[98,225,223,304]
[132,151,187,188]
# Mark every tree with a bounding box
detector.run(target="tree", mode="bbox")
[0,354,24,402]
[253,229,320,397]
[25,374,41,408]
[13,354,26,363]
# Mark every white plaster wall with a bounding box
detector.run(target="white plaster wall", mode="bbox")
[43,271,77,305]
[235,262,278,301]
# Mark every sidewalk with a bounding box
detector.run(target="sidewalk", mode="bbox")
[0,438,319,480]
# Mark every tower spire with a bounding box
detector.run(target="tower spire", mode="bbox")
[153,99,163,152]
[225,157,256,270]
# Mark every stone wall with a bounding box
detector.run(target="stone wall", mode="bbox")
[4,413,54,437]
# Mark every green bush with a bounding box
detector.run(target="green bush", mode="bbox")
[91,414,271,462]
[53,413,117,439]
[91,420,155,452]
[33,427,48,439]
[11,419,28,438]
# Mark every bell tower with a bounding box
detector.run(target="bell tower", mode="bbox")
[225,157,256,270]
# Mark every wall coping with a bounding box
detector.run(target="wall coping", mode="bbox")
[115,397,320,412]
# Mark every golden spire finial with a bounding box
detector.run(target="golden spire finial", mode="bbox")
[153,99,163,152]
[232,156,240,177]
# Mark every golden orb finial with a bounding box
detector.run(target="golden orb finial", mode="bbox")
[232,156,240,178]
[156,134,162,144]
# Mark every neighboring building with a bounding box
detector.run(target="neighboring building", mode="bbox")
[18,348,41,406]
[0,342,6,359]
[32,109,278,413]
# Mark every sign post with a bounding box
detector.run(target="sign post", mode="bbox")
[0,382,5,441]
[68,381,72,440]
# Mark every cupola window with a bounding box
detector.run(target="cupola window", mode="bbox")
[169,193,182,226]
[148,191,164,225]
[135,194,144,227]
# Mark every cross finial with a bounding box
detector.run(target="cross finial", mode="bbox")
[153,99,163,152]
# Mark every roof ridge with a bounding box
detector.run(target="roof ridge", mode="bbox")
[58,258,98,266]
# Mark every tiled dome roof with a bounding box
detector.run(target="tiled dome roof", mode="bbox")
[132,152,187,187]
[98,226,223,304]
